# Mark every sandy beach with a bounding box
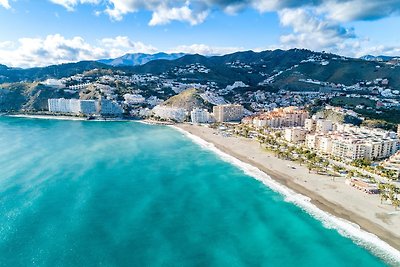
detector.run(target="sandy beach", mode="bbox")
[176,123,400,256]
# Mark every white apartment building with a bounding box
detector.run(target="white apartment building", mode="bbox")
[285,127,307,143]
[305,118,333,133]
[243,106,308,128]
[306,134,333,154]
[331,138,366,160]
[79,100,97,115]
[152,105,187,122]
[100,99,123,116]
[213,104,244,122]
[191,108,211,123]
[305,118,316,132]
[48,98,80,114]
[316,119,333,133]
[306,125,399,161]
[48,98,98,115]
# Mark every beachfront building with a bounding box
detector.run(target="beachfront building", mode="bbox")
[213,104,244,122]
[79,100,97,115]
[48,98,81,114]
[191,108,211,124]
[306,134,333,154]
[306,125,399,160]
[100,99,123,116]
[243,106,308,128]
[48,98,99,116]
[284,127,307,143]
[381,151,400,178]
[152,105,187,122]
[331,138,367,160]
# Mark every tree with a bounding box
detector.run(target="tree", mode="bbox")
[307,162,315,174]
[378,183,387,204]
[392,198,400,211]
[333,165,341,173]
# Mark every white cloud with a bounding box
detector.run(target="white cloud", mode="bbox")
[0,35,157,68]
[149,4,208,26]
[100,36,158,57]
[47,0,400,24]
[49,0,100,11]
[278,8,356,52]
[0,0,10,9]
[169,44,243,55]
[319,0,400,22]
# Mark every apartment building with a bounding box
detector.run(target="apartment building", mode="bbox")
[100,99,123,116]
[243,106,308,128]
[213,104,244,122]
[306,126,399,161]
[191,108,212,123]
[284,127,307,143]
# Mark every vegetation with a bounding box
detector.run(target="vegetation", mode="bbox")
[330,96,376,108]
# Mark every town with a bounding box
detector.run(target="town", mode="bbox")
[21,65,400,210]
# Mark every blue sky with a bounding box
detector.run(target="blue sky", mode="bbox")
[0,0,400,67]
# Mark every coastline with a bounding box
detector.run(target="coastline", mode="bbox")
[174,123,400,264]
[4,114,130,122]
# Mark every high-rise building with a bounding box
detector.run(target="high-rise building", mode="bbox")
[79,100,97,115]
[284,127,307,143]
[213,104,244,122]
[242,106,308,128]
[191,108,211,123]
[100,99,123,116]
[306,125,399,161]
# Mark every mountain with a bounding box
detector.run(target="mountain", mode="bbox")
[1,49,400,92]
[360,55,400,62]
[123,49,400,90]
[0,61,112,83]
[162,88,211,111]
[98,52,186,66]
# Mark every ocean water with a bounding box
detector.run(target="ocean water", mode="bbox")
[0,117,395,266]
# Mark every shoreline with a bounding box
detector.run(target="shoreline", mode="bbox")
[174,123,400,265]
[3,114,132,122]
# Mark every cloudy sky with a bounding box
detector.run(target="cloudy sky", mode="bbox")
[1,0,400,67]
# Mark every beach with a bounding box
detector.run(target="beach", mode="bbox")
[176,123,400,255]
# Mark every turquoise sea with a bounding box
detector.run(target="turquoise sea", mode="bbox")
[0,117,396,266]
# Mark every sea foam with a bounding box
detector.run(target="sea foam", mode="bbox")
[172,126,400,266]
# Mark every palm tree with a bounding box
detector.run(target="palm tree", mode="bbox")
[378,183,386,204]
[307,162,315,174]
[392,198,400,211]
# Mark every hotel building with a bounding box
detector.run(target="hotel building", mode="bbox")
[306,125,399,161]
[48,98,122,116]
[284,127,307,143]
[243,106,309,128]
[213,104,244,122]
[100,99,123,116]
[191,108,212,124]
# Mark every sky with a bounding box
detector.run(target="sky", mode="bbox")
[0,0,400,68]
